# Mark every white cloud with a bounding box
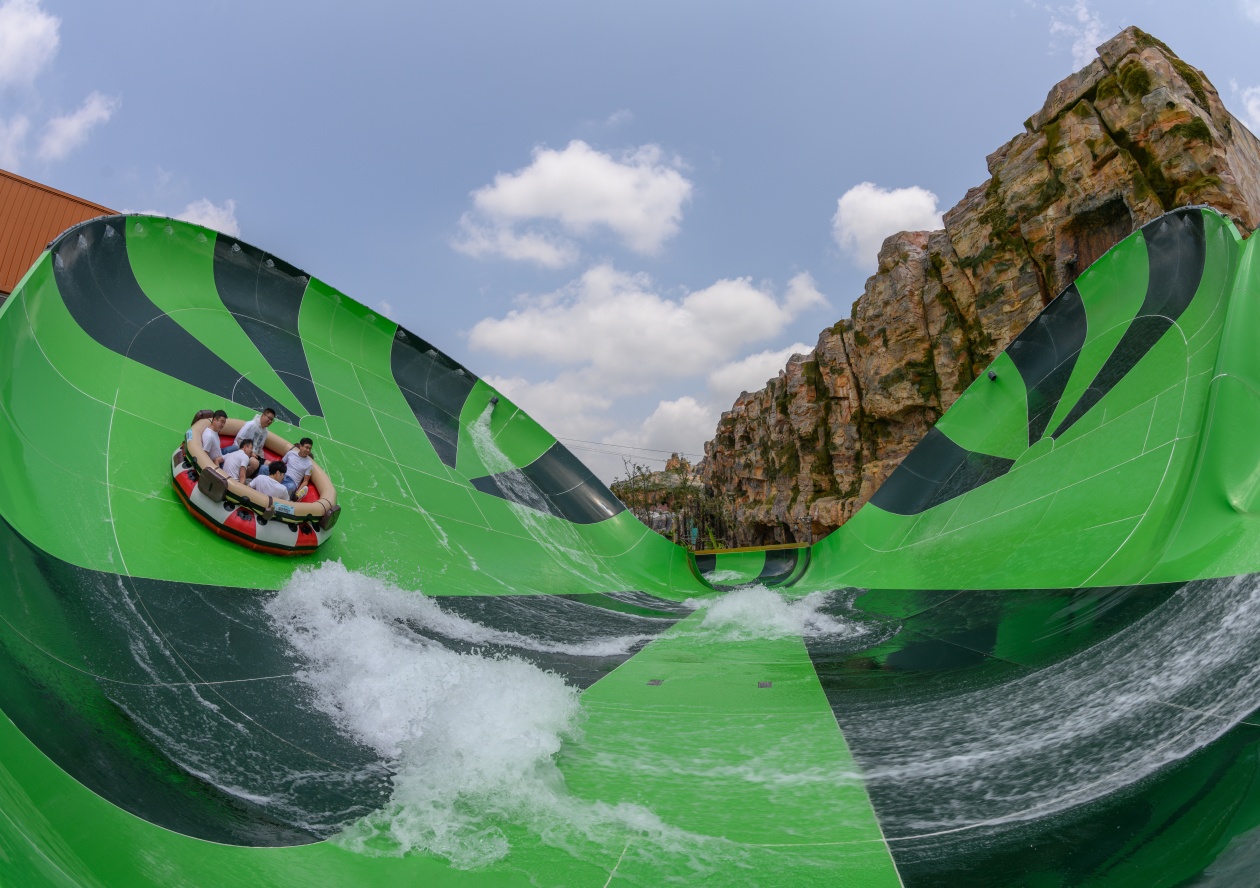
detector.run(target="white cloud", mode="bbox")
[454,140,693,264]
[832,182,943,269]
[175,198,240,237]
[1239,85,1260,134]
[472,267,825,483]
[468,265,825,394]
[707,342,814,405]
[0,2,116,169]
[453,215,578,268]
[36,91,120,161]
[1049,0,1106,70]
[605,109,633,127]
[1242,0,1260,24]
[612,397,716,452]
[377,301,395,320]
[484,373,614,443]
[522,395,718,483]
[0,114,29,169]
[600,396,717,471]
[0,0,58,90]
[783,271,826,314]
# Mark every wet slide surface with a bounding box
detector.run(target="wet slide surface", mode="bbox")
[2,208,1260,885]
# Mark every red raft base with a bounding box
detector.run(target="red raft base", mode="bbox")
[172,444,324,556]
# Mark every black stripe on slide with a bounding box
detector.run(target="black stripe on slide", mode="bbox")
[1050,208,1206,440]
[212,236,322,419]
[51,217,299,425]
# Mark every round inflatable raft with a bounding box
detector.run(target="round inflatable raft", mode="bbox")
[172,411,341,556]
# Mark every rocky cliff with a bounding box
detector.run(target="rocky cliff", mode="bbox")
[701,27,1260,545]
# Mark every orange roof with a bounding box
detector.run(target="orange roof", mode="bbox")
[0,168,114,297]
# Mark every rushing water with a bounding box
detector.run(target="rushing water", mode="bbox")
[840,573,1260,851]
[686,586,879,643]
[262,564,1260,869]
[60,497,1260,874]
[260,566,880,868]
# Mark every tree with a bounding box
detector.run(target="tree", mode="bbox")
[611,458,736,550]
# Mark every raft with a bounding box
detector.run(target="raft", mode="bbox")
[172,412,340,555]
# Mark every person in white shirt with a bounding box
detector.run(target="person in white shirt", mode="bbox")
[222,440,255,484]
[226,407,275,479]
[235,408,276,451]
[250,461,291,501]
[282,438,314,499]
[200,410,228,467]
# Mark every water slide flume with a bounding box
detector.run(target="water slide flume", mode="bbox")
[2,207,1260,885]
[174,413,340,555]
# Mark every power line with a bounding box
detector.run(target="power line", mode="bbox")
[563,443,670,463]
[556,436,705,459]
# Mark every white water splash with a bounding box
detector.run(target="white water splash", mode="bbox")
[266,562,712,869]
[270,561,649,659]
[702,568,748,584]
[686,586,874,643]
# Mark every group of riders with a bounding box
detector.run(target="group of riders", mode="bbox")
[195,408,313,502]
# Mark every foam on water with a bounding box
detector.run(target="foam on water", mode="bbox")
[265,563,1260,868]
[687,586,876,643]
[270,561,652,659]
[702,569,748,584]
[267,562,715,869]
[71,569,394,840]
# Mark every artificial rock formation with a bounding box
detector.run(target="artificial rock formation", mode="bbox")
[701,27,1260,545]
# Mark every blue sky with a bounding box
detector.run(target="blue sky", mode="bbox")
[3,1,1259,481]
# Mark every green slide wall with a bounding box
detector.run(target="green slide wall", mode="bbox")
[2,208,1260,885]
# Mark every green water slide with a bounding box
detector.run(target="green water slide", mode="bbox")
[3,207,1260,885]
